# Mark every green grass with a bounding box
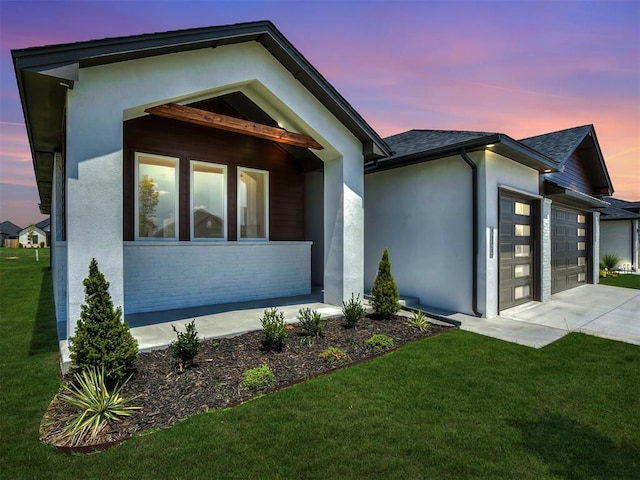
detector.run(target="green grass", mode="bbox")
[600,274,640,290]
[2,247,639,479]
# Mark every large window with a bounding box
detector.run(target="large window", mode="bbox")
[238,167,268,240]
[191,161,227,239]
[136,153,179,239]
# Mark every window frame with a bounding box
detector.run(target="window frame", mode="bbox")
[134,152,180,241]
[190,160,228,241]
[237,166,269,241]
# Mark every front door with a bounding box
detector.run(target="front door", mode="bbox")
[499,192,535,311]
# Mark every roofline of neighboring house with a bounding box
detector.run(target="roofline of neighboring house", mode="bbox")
[365,133,559,174]
[12,20,391,214]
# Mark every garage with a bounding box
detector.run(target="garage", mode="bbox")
[499,192,535,311]
[551,205,588,293]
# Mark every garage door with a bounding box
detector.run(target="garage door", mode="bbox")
[552,206,588,293]
[499,193,534,311]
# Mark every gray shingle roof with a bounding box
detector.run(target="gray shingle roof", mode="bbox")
[0,221,23,236]
[35,218,50,230]
[384,129,498,158]
[519,125,592,165]
[600,197,640,220]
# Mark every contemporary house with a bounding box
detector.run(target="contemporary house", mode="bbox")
[365,125,612,317]
[17,219,49,248]
[13,22,619,367]
[599,197,640,272]
[12,21,390,344]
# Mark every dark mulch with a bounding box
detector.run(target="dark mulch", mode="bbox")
[41,313,454,448]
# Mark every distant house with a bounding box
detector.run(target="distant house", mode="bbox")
[599,197,640,272]
[0,221,22,247]
[18,222,48,248]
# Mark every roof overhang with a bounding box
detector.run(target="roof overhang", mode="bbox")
[13,21,391,213]
[545,180,610,210]
[366,134,559,174]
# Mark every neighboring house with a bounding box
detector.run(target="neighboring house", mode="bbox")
[18,224,48,247]
[0,221,22,247]
[365,125,612,317]
[12,22,391,344]
[599,197,640,272]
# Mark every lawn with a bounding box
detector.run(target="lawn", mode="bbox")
[1,247,639,479]
[599,273,640,290]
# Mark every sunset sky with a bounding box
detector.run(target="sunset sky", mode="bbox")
[1,0,638,227]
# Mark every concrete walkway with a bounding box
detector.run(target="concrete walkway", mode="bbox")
[122,284,639,355]
[415,284,640,348]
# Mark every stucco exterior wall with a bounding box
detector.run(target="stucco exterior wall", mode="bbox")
[123,242,311,313]
[601,219,639,271]
[365,156,474,314]
[64,41,365,335]
[478,150,540,317]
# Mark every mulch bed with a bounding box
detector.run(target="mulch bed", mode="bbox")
[41,313,455,450]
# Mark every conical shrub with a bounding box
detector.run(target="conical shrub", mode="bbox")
[370,249,401,319]
[69,259,138,384]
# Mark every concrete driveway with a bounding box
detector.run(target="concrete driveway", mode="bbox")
[458,284,640,348]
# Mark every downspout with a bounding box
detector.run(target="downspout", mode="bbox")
[460,148,482,317]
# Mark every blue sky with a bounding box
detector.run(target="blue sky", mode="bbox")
[1,0,638,226]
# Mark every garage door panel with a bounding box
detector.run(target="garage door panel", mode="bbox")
[551,206,588,294]
[499,193,535,311]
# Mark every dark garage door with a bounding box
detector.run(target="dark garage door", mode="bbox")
[552,206,588,294]
[499,193,535,311]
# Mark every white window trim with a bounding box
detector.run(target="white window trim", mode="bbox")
[237,166,269,241]
[134,152,179,241]
[190,160,227,241]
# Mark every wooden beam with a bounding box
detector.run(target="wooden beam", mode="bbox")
[144,103,324,150]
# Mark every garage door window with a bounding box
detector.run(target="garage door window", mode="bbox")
[515,245,531,257]
[515,202,531,216]
[514,285,531,300]
[515,224,531,236]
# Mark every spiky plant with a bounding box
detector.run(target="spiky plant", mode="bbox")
[370,249,401,319]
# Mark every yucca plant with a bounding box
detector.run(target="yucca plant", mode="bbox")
[405,310,430,332]
[56,366,141,446]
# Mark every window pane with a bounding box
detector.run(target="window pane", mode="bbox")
[577,228,586,237]
[192,162,226,239]
[238,168,268,239]
[577,242,586,251]
[578,257,586,266]
[137,154,178,239]
[577,214,586,224]
[514,264,531,278]
[578,273,586,282]
[515,245,531,257]
[515,202,531,216]
[515,224,531,236]
[514,285,531,300]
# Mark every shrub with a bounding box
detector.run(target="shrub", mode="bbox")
[342,293,365,328]
[56,366,140,446]
[261,307,288,351]
[171,320,201,371]
[405,310,430,332]
[319,346,348,363]
[297,307,326,338]
[241,364,275,390]
[601,253,621,271]
[370,249,401,319]
[365,334,394,352]
[69,259,138,385]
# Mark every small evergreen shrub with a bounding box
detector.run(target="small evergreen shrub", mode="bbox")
[261,307,288,351]
[297,307,326,338]
[69,259,138,385]
[342,293,365,328]
[241,364,275,390]
[370,249,401,319]
[405,310,430,332]
[319,346,348,364]
[171,320,201,371]
[365,334,394,352]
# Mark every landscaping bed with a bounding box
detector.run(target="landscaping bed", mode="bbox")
[41,313,453,449]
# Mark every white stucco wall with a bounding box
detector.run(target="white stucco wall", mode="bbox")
[123,242,311,313]
[479,151,540,317]
[365,156,474,314]
[64,41,365,335]
[601,219,639,271]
